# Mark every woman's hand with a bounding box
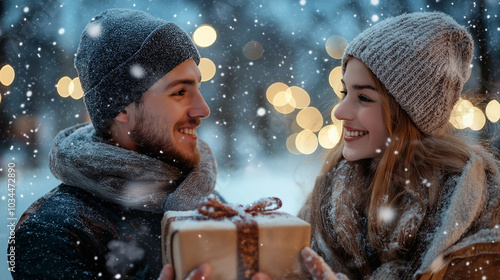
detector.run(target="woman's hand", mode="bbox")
[158,263,211,280]
[301,247,349,280]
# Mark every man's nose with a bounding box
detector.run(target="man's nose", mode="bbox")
[188,90,210,119]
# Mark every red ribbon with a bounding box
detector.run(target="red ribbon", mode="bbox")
[197,196,283,219]
[196,197,283,279]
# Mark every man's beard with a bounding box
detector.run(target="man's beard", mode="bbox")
[129,106,201,172]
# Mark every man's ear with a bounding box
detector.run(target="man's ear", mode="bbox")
[114,103,135,123]
[114,109,130,123]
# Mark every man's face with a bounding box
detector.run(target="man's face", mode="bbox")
[128,59,210,171]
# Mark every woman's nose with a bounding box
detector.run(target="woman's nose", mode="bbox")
[333,98,353,121]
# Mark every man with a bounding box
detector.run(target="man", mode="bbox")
[12,9,217,279]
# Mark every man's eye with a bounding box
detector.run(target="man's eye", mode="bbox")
[172,90,186,96]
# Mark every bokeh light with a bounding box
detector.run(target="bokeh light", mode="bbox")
[199,58,216,82]
[450,98,474,129]
[266,82,289,104]
[296,107,323,132]
[57,76,72,98]
[330,104,340,124]
[69,77,84,99]
[193,25,217,47]
[486,100,500,123]
[273,99,296,115]
[243,41,264,60]
[286,133,301,155]
[470,107,486,131]
[318,124,342,149]
[266,82,308,115]
[325,35,348,60]
[329,66,343,99]
[296,129,318,154]
[287,86,310,109]
[0,64,15,86]
[273,89,293,107]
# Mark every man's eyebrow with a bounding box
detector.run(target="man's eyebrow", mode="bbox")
[341,79,377,91]
[165,77,202,89]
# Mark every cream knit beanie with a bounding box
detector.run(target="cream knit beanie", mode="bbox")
[342,12,474,135]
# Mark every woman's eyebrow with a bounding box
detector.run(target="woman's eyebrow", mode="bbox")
[341,79,377,91]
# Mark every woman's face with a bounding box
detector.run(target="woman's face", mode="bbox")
[334,58,389,161]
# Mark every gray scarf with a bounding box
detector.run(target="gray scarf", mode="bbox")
[49,123,217,213]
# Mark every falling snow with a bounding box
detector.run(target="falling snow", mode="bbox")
[86,22,102,38]
[1,1,500,279]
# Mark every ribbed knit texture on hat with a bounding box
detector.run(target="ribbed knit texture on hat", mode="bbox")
[75,9,200,134]
[342,12,473,135]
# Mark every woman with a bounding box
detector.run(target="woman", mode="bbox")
[297,11,500,280]
[160,12,500,280]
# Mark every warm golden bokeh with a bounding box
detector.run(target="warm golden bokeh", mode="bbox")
[329,66,343,99]
[193,25,217,47]
[266,82,289,104]
[274,102,296,114]
[57,76,72,98]
[287,86,310,109]
[296,129,318,154]
[69,77,84,100]
[296,107,323,132]
[330,104,340,124]
[485,99,500,123]
[199,58,216,82]
[272,89,293,107]
[450,98,474,129]
[318,124,342,149]
[470,107,486,131]
[0,64,15,86]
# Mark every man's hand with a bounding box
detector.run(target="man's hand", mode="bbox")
[158,264,211,280]
[301,247,349,280]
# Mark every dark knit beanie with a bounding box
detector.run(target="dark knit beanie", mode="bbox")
[75,9,200,134]
[342,12,473,135]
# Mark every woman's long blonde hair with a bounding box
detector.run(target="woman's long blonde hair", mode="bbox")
[304,56,496,272]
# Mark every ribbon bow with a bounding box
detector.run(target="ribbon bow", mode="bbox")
[197,197,282,219]
[196,197,283,279]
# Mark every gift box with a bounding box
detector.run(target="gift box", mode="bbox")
[161,197,311,280]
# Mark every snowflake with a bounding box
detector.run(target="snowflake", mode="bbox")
[379,206,395,223]
[86,23,102,38]
[130,64,145,79]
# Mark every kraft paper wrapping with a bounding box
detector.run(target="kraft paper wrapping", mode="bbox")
[161,198,311,280]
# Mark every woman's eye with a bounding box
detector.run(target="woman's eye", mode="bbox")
[358,95,373,102]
